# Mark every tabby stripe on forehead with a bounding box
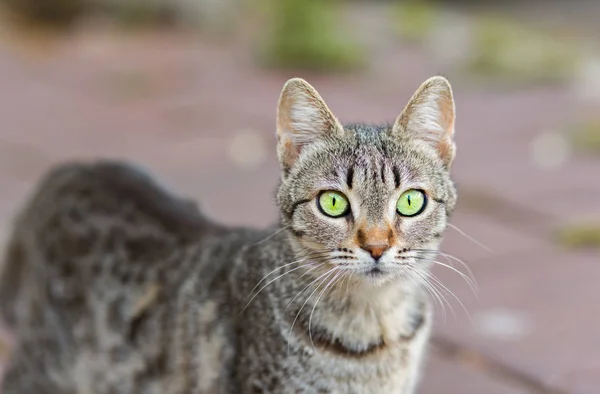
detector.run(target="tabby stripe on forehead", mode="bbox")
[346,167,354,188]
[392,166,401,188]
[288,199,311,219]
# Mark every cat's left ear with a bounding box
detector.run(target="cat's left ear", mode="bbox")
[276,78,344,174]
[392,76,456,168]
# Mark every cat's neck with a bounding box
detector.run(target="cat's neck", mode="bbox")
[276,259,427,357]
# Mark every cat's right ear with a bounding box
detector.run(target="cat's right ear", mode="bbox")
[392,76,456,168]
[276,78,344,175]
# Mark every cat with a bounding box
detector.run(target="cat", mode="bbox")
[0,75,458,393]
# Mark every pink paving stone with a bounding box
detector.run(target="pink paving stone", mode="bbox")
[420,352,530,394]
[523,180,600,225]
[432,246,600,394]
[441,210,547,264]
[452,138,600,210]
[154,156,281,228]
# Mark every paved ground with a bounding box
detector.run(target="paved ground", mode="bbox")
[0,7,599,394]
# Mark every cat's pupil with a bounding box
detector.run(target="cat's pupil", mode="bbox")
[407,195,411,206]
[332,197,337,206]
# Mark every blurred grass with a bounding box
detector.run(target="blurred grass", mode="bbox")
[258,0,365,71]
[467,15,581,84]
[393,0,438,44]
[557,223,600,250]
[571,120,600,155]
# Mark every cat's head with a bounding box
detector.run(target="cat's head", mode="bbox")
[276,77,457,287]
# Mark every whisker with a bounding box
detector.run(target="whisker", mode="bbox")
[250,225,290,247]
[447,223,495,254]
[308,270,344,350]
[435,251,477,289]
[407,267,451,324]
[410,249,478,292]
[239,259,320,317]
[284,262,328,312]
[247,251,330,298]
[343,270,353,298]
[412,256,478,295]
[424,270,472,325]
[247,259,307,297]
[287,268,338,357]
[439,251,477,286]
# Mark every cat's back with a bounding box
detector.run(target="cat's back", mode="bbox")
[1,159,227,324]
[14,159,214,244]
[0,160,234,393]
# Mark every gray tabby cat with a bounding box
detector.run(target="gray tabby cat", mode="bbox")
[0,75,457,393]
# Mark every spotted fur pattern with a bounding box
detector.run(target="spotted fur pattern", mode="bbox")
[0,76,457,393]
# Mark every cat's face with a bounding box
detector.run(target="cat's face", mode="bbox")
[276,77,457,287]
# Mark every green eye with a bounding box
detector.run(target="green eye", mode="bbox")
[396,189,427,217]
[318,191,350,218]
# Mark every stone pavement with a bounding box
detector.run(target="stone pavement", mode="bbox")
[0,22,599,394]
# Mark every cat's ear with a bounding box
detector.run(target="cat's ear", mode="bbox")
[392,76,456,168]
[276,78,344,173]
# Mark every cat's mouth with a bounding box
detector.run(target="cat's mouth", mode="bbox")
[364,267,385,277]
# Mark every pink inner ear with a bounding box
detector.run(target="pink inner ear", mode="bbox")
[281,139,301,169]
[437,137,455,166]
[437,95,455,137]
[436,96,456,167]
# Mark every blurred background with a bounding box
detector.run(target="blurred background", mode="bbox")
[0,0,599,392]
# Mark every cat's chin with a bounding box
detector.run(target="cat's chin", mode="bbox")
[354,266,400,287]
[364,267,385,278]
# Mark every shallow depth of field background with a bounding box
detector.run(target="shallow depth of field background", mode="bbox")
[0,0,599,393]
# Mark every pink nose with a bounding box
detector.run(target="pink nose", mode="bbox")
[361,244,389,260]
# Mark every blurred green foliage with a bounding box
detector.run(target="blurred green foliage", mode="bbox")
[393,0,437,43]
[108,69,158,100]
[96,2,177,28]
[557,223,600,251]
[1,0,194,30]
[0,0,84,27]
[259,0,365,71]
[571,120,600,155]
[467,16,581,84]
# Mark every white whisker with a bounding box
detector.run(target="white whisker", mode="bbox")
[308,270,343,350]
[447,223,494,254]
[287,268,337,357]
[435,251,478,290]
[251,225,290,247]
[343,270,353,298]
[239,260,318,317]
[407,267,451,324]
[247,251,330,299]
[284,262,328,312]
[424,270,472,325]
[413,256,478,295]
